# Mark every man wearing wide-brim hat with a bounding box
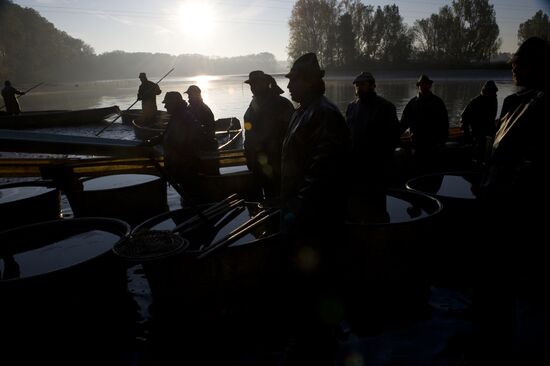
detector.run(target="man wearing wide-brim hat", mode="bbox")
[400,73,449,172]
[243,70,294,199]
[278,52,350,365]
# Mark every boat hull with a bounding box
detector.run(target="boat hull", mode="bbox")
[0,106,120,129]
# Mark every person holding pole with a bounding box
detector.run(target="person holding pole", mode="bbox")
[1,81,25,115]
[137,72,161,125]
[96,68,173,136]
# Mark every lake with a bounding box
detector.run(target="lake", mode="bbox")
[11,69,517,141]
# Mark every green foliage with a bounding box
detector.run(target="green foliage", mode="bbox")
[288,1,413,67]
[0,0,94,82]
[288,0,340,67]
[0,1,283,82]
[518,10,550,44]
[336,13,356,67]
[413,0,500,64]
[287,0,502,69]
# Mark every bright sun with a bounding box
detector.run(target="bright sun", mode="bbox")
[177,2,216,37]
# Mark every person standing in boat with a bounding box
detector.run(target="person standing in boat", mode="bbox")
[460,80,498,166]
[243,70,294,199]
[184,85,217,152]
[346,71,400,222]
[137,72,161,125]
[161,91,210,197]
[1,81,25,115]
[400,74,449,173]
[279,52,350,365]
[475,37,550,366]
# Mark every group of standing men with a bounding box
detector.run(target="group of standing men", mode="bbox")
[236,36,550,365]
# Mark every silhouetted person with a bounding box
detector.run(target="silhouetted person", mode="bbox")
[161,91,210,198]
[184,85,217,152]
[137,72,161,124]
[401,74,449,173]
[346,71,400,222]
[279,52,350,366]
[1,81,25,115]
[475,37,550,366]
[461,80,498,165]
[243,70,294,199]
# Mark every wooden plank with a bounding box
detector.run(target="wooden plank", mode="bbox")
[0,150,248,178]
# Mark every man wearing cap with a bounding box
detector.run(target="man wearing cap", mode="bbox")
[346,71,400,221]
[400,74,449,172]
[184,85,217,153]
[137,72,161,124]
[161,91,210,196]
[1,80,25,115]
[279,52,350,365]
[243,70,294,199]
[460,80,498,165]
[474,37,550,365]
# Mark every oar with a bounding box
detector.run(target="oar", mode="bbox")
[95,68,175,136]
[0,81,44,110]
[197,208,279,259]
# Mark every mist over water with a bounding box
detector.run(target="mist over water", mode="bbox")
[13,70,517,140]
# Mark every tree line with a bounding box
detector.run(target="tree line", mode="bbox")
[0,0,284,82]
[288,0,550,69]
[1,0,550,82]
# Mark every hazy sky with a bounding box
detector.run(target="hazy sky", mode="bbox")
[12,0,550,60]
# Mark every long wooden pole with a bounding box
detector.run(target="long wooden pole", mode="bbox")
[0,81,45,110]
[95,68,175,136]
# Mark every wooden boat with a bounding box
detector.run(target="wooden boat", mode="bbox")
[132,116,242,140]
[132,116,244,150]
[0,106,121,129]
[120,109,170,125]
